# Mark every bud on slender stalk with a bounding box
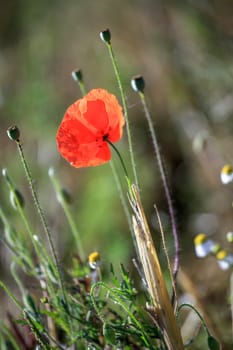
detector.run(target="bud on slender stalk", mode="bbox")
[100,29,111,44]
[10,189,25,210]
[57,188,72,205]
[131,75,145,93]
[71,69,83,83]
[7,125,20,142]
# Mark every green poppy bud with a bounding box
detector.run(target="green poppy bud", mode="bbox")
[131,75,145,93]
[71,69,83,83]
[10,189,25,210]
[100,29,111,44]
[57,188,72,205]
[7,125,20,142]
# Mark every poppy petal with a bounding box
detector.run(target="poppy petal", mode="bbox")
[68,142,110,168]
[56,88,124,168]
[81,99,109,135]
[84,89,125,141]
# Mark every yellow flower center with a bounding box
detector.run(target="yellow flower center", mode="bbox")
[221,164,233,175]
[88,251,100,263]
[216,250,227,260]
[194,233,207,246]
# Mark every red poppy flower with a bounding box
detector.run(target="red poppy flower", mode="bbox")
[56,89,125,168]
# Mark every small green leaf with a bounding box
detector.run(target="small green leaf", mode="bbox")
[208,335,221,350]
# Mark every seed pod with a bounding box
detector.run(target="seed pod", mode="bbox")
[71,69,83,83]
[100,29,111,44]
[131,75,145,93]
[10,189,25,210]
[7,125,20,142]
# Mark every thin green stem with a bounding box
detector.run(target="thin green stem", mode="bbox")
[15,141,67,306]
[178,303,209,335]
[0,323,21,350]
[2,169,53,268]
[10,262,26,296]
[0,204,34,270]
[109,160,132,233]
[0,280,24,311]
[72,70,87,96]
[107,42,139,188]
[139,92,179,286]
[77,81,87,96]
[49,168,85,262]
[91,282,151,348]
[231,272,233,337]
[106,139,129,181]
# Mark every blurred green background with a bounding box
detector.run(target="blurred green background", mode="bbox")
[0,0,233,348]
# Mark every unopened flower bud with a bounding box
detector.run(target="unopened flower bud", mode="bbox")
[131,75,145,93]
[57,188,72,205]
[10,189,24,210]
[2,168,9,180]
[48,167,54,177]
[100,29,111,44]
[33,235,39,242]
[220,164,233,184]
[71,69,83,83]
[7,125,20,142]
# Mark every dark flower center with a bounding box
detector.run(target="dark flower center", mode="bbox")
[102,133,109,141]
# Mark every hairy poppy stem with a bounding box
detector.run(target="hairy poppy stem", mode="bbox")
[138,91,179,290]
[106,42,139,188]
[15,141,69,308]
[106,140,129,181]
[2,168,53,269]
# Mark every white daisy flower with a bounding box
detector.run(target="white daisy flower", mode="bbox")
[216,250,233,270]
[194,233,216,258]
[220,164,233,184]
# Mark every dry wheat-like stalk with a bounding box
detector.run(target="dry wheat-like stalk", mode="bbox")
[130,184,184,350]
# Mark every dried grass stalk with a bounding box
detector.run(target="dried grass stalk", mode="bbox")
[130,184,184,350]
